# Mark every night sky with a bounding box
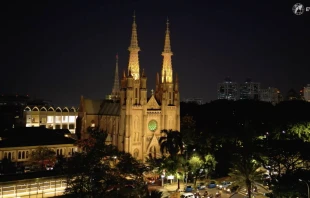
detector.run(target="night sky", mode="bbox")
[2,0,310,107]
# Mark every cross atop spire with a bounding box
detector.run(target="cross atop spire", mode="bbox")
[128,11,140,80]
[166,17,169,31]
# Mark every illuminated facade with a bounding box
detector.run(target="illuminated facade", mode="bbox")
[24,106,78,134]
[76,15,180,161]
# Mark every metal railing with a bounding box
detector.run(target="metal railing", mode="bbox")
[0,176,67,197]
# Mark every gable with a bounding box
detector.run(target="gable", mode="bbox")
[146,95,160,110]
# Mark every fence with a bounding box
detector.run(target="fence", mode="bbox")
[0,176,67,197]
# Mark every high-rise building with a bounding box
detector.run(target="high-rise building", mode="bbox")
[304,84,310,102]
[260,87,281,105]
[183,98,204,105]
[217,77,239,101]
[76,15,180,161]
[239,78,260,100]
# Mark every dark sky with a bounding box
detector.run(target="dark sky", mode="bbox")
[2,0,310,107]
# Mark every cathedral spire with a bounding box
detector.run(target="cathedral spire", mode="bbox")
[161,17,173,83]
[128,11,140,80]
[111,53,120,100]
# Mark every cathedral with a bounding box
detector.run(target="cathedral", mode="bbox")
[76,14,180,162]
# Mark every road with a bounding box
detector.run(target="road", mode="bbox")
[149,182,268,198]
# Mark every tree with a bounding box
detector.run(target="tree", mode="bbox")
[229,158,265,198]
[159,129,183,158]
[159,129,184,190]
[29,146,56,169]
[188,155,203,187]
[203,154,217,179]
[65,127,148,197]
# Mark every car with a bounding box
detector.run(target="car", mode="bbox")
[217,181,231,189]
[197,182,206,190]
[45,164,54,170]
[181,192,195,198]
[208,181,217,188]
[184,185,193,192]
[24,166,31,173]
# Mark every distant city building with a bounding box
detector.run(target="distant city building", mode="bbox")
[0,94,31,130]
[217,77,239,101]
[260,87,282,105]
[183,97,204,105]
[24,106,78,134]
[286,88,303,101]
[239,78,260,100]
[304,84,310,102]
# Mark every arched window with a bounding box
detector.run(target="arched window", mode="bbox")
[18,151,21,159]
[8,152,11,160]
[26,151,29,158]
[149,146,156,159]
[22,151,25,159]
[133,149,139,158]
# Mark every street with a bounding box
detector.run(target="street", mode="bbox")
[149,182,268,198]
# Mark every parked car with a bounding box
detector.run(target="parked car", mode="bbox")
[24,166,31,173]
[181,192,195,198]
[208,181,217,188]
[217,181,231,189]
[45,164,54,171]
[197,182,206,190]
[184,185,193,192]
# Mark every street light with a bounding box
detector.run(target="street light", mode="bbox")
[299,179,309,198]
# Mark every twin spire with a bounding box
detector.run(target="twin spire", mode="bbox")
[127,11,140,80]
[161,17,173,83]
[127,12,173,83]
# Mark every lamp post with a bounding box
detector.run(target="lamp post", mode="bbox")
[299,179,309,198]
[185,149,188,185]
[161,174,165,187]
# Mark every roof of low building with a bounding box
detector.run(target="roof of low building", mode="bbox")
[0,127,76,148]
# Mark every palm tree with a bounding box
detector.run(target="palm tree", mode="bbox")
[159,129,183,158]
[159,129,184,190]
[228,158,265,198]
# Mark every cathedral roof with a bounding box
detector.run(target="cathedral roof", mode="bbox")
[84,99,120,116]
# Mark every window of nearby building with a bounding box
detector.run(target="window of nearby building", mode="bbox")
[62,124,68,129]
[47,116,53,123]
[55,116,61,123]
[69,116,75,123]
[62,116,68,122]
[55,125,61,129]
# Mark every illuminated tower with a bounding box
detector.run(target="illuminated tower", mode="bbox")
[127,11,140,80]
[119,12,148,159]
[161,18,173,83]
[111,53,120,100]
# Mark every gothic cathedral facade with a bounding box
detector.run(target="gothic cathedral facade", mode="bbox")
[76,15,180,162]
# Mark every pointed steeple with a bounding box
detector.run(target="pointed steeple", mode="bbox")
[78,95,84,112]
[161,17,173,83]
[111,53,120,100]
[128,11,140,80]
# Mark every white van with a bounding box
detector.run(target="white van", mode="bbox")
[181,193,195,198]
